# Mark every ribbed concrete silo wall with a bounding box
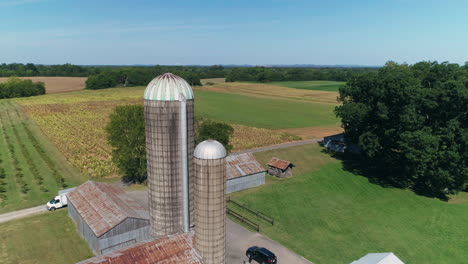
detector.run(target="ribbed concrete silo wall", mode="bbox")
[144,99,195,237]
[194,157,226,264]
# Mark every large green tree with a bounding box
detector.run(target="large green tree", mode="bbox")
[336,61,468,199]
[106,105,147,183]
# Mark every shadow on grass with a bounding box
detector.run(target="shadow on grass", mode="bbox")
[321,148,450,201]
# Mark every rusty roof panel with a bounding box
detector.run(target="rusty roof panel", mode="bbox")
[226,153,266,179]
[68,181,149,237]
[267,157,292,170]
[77,232,203,264]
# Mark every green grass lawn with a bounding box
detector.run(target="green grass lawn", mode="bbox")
[0,210,94,264]
[196,90,339,129]
[0,100,86,214]
[228,144,468,264]
[266,81,345,92]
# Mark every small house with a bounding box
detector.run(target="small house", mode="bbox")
[267,157,294,178]
[226,153,266,193]
[350,252,404,264]
[68,181,151,255]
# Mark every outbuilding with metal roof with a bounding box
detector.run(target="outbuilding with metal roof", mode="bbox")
[267,157,294,178]
[67,181,151,255]
[226,153,266,193]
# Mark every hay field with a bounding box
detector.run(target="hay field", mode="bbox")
[0,77,86,94]
[14,81,342,178]
[266,80,345,92]
[197,82,339,104]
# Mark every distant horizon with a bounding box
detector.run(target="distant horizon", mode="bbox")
[1,62,384,68]
[1,0,468,65]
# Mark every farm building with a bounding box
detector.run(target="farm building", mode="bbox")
[267,157,294,178]
[323,133,361,154]
[226,153,266,193]
[77,232,202,264]
[350,252,404,264]
[67,181,151,255]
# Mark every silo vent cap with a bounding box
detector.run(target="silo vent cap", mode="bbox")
[144,73,194,101]
[194,140,227,159]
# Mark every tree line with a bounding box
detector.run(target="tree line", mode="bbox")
[0,77,45,99]
[225,67,377,82]
[336,61,468,199]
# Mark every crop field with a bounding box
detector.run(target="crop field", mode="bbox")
[0,100,85,214]
[0,77,87,94]
[228,144,468,264]
[266,80,346,92]
[200,78,225,85]
[17,84,321,178]
[0,210,94,264]
[196,90,339,129]
[199,82,340,104]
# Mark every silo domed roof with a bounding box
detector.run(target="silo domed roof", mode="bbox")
[144,73,194,101]
[194,140,227,160]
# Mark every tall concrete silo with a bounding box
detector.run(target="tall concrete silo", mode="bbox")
[144,73,195,236]
[193,140,227,264]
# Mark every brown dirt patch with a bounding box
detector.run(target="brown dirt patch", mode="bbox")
[0,77,87,94]
[195,82,339,105]
[277,125,343,139]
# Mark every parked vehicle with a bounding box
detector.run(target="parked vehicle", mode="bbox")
[46,187,76,211]
[246,246,277,264]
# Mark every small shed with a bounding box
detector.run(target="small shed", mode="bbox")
[350,252,404,264]
[68,181,151,255]
[323,133,361,154]
[77,232,202,264]
[226,153,266,193]
[267,157,294,178]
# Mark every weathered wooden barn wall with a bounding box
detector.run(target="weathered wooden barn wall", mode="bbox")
[98,218,151,254]
[226,172,265,193]
[69,201,99,253]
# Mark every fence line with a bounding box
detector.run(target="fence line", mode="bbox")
[226,208,260,232]
[227,197,274,225]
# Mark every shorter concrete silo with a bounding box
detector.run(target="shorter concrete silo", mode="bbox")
[193,140,227,264]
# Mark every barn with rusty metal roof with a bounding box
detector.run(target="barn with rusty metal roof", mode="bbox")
[226,153,266,193]
[77,232,203,264]
[67,181,151,255]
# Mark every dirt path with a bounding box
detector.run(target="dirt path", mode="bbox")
[0,205,46,224]
[232,138,322,155]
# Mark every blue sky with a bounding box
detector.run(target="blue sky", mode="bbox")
[1,0,468,65]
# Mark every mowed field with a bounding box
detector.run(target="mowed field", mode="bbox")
[0,210,94,264]
[227,144,468,264]
[15,80,339,178]
[0,101,86,214]
[266,80,345,92]
[0,77,86,94]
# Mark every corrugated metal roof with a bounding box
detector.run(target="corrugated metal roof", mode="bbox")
[226,153,265,179]
[77,232,203,264]
[144,73,194,101]
[267,157,293,170]
[68,181,149,237]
